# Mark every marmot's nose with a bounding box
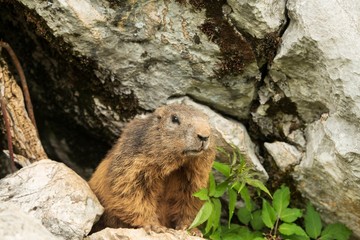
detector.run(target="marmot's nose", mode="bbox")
[198,134,209,142]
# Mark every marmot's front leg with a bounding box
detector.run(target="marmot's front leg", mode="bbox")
[169,162,213,236]
[107,192,168,233]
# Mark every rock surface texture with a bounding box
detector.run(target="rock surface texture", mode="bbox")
[0,160,104,240]
[0,202,59,240]
[1,0,360,238]
[267,0,360,237]
[86,228,204,240]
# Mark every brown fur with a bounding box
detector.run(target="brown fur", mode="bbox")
[88,104,216,233]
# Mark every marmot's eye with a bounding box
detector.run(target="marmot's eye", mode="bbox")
[171,114,180,124]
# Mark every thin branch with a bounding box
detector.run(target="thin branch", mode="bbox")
[0,41,38,135]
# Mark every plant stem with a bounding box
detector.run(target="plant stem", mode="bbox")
[274,217,280,236]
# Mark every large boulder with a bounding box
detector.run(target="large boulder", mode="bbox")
[0,0,267,139]
[0,202,59,240]
[0,159,103,239]
[268,0,360,236]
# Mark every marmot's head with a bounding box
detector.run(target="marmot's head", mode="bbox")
[146,104,213,159]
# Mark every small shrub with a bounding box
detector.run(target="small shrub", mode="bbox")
[189,145,352,240]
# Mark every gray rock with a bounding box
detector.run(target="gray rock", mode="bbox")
[270,0,360,123]
[168,97,268,181]
[14,0,259,141]
[269,0,360,236]
[0,159,104,240]
[86,227,204,240]
[264,141,302,172]
[0,202,60,240]
[294,117,360,236]
[227,0,286,38]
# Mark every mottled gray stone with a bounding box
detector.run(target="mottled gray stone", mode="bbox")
[86,227,203,240]
[0,202,60,240]
[269,0,360,237]
[264,141,302,172]
[227,0,286,38]
[0,160,104,240]
[18,0,259,135]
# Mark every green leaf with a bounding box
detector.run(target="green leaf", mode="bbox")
[279,223,309,239]
[273,185,290,217]
[209,229,221,240]
[304,203,322,239]
[213,181,228,197]
[208,172,216,197]
[232,181,245,194]
[205,204,215,234]
[246,179,272,198]
[321,223,352,240]
[213,161,231,177]
[236,226,263,240]
[250,209,265,231]
[193,188,209,201]
[237,206,251,225]
[220,225,262,240]
[280,208,303,223]
[212,198,222,232]
[284,235,310,240]
[189,200,213,229]
[261,199,276,229]
[228,188,237,226]
[231,147,238,166]
[205,198,222,234]
[239,186,252,211]
[217,146,230,158]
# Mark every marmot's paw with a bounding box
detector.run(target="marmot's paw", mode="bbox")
[176,225,203,237]
[143,224,168,234]
[188,228,203,237]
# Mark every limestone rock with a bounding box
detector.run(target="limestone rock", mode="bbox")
[227,0,286,38]
[168,97,268,181]
[294,117,360,237]
[1,0,260,144]
[0,202,59,240]
[269,0,360,237]
[264,141,302,172]
[86,227,204,240]
[270,0,360,123]
[0,159,104,240]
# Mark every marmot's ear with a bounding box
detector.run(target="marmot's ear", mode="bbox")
[154,105,166,120]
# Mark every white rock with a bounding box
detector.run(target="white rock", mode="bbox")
[16,0,259,139]
[0,159,104,240]
[0,202,60,240]
[227,0,286,38]
[86,228,204,240]
[294,116,360,236]
[168,97,268,181]
[269,0,360,236]
[270,0,360,123]
[264,141,302,172]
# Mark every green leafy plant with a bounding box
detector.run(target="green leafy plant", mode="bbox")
[189,145,271,239]
[189,145,352,240]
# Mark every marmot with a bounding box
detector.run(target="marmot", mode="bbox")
[89,104,216,235]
